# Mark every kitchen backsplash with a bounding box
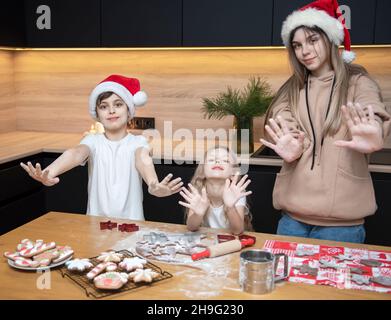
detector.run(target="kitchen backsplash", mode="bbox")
[1,47,390,147]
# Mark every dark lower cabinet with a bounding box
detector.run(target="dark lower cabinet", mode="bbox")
[0,190,46,235]
[366,173,391,246]
[43,154,88,214]
[247,166,281,234]
[142,161,196,224]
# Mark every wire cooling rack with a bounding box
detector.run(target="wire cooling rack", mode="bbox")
[59,249,173,299]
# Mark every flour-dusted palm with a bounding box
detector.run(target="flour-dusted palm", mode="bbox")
[334,103,383,154]
[20,162,60,186]
[223,174,252,208]
[179,184,210,217]
[260,116,305,163]
[148,173,183,197]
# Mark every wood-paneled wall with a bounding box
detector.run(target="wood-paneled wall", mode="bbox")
[0,51,16,132]
[6,47,391,146]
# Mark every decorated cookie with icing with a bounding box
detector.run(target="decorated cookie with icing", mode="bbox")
[16,239,36,252]
[94,272,128,290]
[52,246,74,264]
[19,241,56,258]
[65,259,93,272]
[33,248,60,267]
[119,257,147,272]
[4,251,21,261]
[13,257,40,268]
[128,268,159,283]
[86,262,118,280]
[97,251,124,263]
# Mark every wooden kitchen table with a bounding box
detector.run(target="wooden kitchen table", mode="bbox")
[0,212,390,300]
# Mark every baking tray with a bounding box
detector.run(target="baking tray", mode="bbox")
[59,249,173,299]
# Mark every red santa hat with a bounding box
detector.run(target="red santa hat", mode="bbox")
[281,0,355,63]
[89,74,148,119]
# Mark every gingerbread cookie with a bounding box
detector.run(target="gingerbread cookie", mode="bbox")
[94,272,128,290]
[13,257,40,268]
[86,262,118,280]
[119,257,147,272]
[65,259,93,272]
[33,248,60,267]
[97,251,123,263]
[19,241,56,258]
[128,268,159,283]
[4,251,21,261]
[16,239,36,252]
[52,246,74,264]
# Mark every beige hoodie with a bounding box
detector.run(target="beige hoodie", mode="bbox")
[269,71,391,226]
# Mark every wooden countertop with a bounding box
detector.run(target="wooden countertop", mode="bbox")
[0,131,390,173]
[0,212,390,300]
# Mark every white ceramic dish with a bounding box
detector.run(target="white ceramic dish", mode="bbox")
[8,255,73,271]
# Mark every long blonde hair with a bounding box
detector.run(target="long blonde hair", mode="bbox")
[264,26,380,138]
[184,146,253,231]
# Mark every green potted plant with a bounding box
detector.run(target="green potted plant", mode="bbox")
[201,76,274,153]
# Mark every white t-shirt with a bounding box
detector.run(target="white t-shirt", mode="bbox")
[204,196,247,229]
[79,133,150,220]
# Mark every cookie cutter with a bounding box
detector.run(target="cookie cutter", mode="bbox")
[335,254,355,261]
[217,234,257,244]
[359,259,382,267]
[293,264,318,276]
[349,267,368,275]
[351,274,371,285]
[370,276,391,287]
[118,223,139,232]
[319,258,340,270]
[143,232,204,244]
[100,220,118,230]
[295,249,317,257]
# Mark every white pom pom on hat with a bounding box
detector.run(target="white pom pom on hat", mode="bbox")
[88,74,147,119]
[281,0,355,63]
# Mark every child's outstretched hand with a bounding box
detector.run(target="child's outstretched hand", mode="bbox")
[179,184,210,217]
[334,103,383,154]
[148,173,183,197]
[223,174,252,208]
[260,116,305,163]
[20,162,60,186]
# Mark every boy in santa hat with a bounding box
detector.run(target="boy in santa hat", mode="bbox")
[21,75,183,220]
[261,0,390,242]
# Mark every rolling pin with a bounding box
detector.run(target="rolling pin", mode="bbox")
[191,238,255,261]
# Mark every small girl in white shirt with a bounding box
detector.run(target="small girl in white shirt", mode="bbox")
[179,146,253,235]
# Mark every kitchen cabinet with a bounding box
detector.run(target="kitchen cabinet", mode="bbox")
[0,190,45,235]
[0,154,45,235]
[24,0,100,47]
[374,0,391,44]
[42,153,88,214]
[272,0,376,45]
[142,162,197,224]
[339,0,375,45]
[0,0,25,46]
[183,0,273,46]
[247,165,281,234]
[101,0,182,47]
[366,172,391,246]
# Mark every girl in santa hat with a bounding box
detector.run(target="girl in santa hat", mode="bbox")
[20,75,183,220]
[260,0,391,243]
